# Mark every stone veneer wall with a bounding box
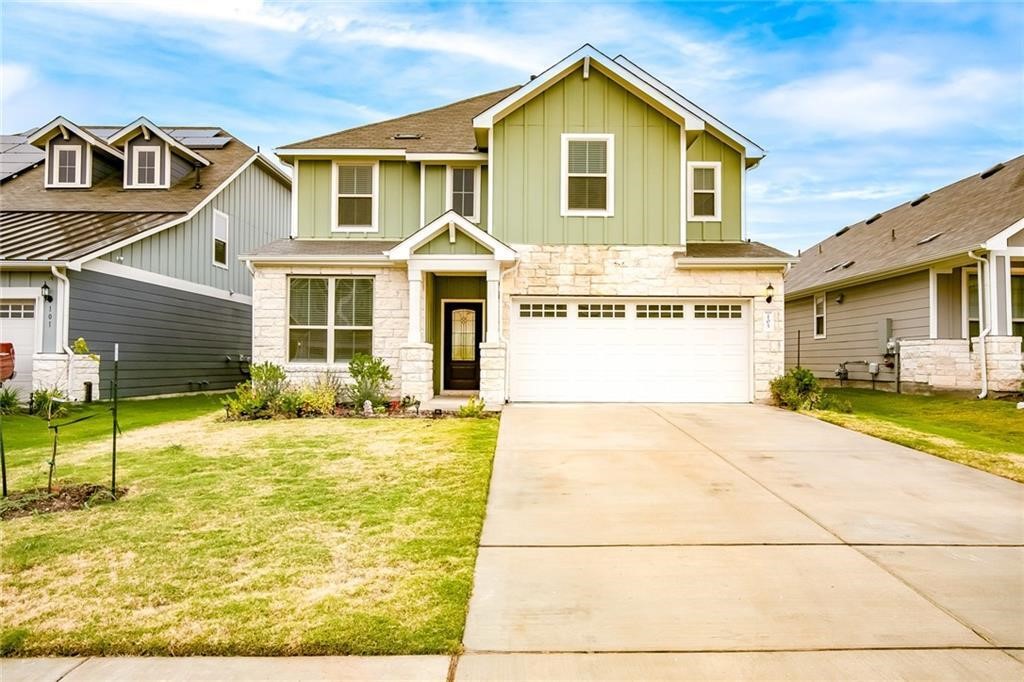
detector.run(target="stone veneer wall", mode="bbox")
[478,342,506,408]
[251,266,409,387]
[899,336,1023,393]
[32,353,101,401]
[500,245,786,401]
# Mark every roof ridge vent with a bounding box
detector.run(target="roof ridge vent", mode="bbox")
[865,213,882,225]
[980,162,1005,179]
[910,193,930,207]
[392,133,422,140]
[916,232,943,245]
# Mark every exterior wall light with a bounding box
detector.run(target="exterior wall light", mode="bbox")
[41,282,53,302]
[835,293,845,304]
[765,283,774,304]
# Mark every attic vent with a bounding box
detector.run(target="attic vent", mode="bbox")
[980,162,1005,179]
[835,226,851,237]
[865,213,882,225]
[392,133,422,140]
[916,232,943,245]
[910,193,930,207]
[824,260,855,273]
[841,260,855,269]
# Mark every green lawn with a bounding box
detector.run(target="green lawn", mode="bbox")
[812,388,1024,483]
[1,404,499,656]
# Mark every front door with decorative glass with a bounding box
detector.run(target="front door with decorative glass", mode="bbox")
[443,301,483,391]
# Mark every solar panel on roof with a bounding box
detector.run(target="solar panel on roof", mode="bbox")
[84,127,119,138]
[178,137,231,149]
[169,128,221,139]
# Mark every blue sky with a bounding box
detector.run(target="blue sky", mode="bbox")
[2,1,1021,252]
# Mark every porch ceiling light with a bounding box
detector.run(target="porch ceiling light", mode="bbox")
[765,283,774,304]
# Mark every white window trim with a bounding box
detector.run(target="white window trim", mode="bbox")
[445,164,481,223]
[286,276,374,365]
[687,161,722,222]
[560,133,614,217]
[48,143,90,188]
[1011,267,1024,336]
[127,144,168,189]
[212,209,229,270]
[813,294,827,339]
[332,161,379,233]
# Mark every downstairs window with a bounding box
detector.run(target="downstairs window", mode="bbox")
[288,277,373,363]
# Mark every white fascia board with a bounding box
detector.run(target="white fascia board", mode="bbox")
[674,257,798,270]
[386,209,517,261]
[405,152,488,162]
[107,117,211,167]
[68,153,262,269]
[244,256,396,266]
[0,260,70,269]
[472,44,705,132]
[984,216,1024,249]
[613,55,767,159]
[26,116,125,160]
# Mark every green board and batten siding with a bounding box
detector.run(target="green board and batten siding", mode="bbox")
[686,132,743,242]
[491,67,684,245]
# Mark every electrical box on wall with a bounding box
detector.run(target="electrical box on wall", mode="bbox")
[879,318,894,354]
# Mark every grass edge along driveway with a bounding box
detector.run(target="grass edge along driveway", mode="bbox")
[810,388,1023,483]
[1,400,499,657]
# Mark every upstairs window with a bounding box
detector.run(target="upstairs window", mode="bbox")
[561,133,614,216]
[130,145,163,187]
[49,144,87,187]
[212,209,229,268]
[336,163,377,231]
[449,166,479,221]
[813,294,827,338]
[688,162,721,221]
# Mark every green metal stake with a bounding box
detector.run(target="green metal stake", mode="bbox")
[1,411,8,497]
[111,343,119,499]
[48,425,58,494]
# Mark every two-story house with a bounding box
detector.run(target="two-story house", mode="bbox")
[244,45,795,407]
[0,116,291,399]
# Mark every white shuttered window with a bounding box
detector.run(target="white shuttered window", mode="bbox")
[289,277,374,363]
[561,133,614,216]
[212,209,229,267]
[337,163,377,230]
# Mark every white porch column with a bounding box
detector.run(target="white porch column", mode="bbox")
[407,268,423,343]
[486,265,500,342]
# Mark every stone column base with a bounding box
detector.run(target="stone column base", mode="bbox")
[479,342,507,409]
[399,343,433,403]
[32,353,101,401]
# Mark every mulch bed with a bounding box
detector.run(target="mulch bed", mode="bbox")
[1,483,127,521]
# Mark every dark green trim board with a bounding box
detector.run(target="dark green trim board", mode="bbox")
[68,269,251,397]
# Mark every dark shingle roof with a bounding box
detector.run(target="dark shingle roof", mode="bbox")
[0,211,183,262]
[242,238,399,260]
[786,154,1024,296]
[682,241,794,259]
[281,87,521,154]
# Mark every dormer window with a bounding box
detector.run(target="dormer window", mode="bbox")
[47,142,90,188]
[130,145,164,188]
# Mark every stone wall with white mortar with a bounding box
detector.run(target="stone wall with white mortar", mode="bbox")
[399,343,433,402]
[500,245,786,401]
[899,336,1022,392]
[478,342,506,409]
[251,266,408,391]
[32,353,100,401]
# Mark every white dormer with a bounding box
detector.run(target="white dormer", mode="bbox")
[108,117,211,190]
[26,116,124,189]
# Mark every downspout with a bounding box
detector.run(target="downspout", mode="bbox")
[967,250,990,399]
[50,266,76,397]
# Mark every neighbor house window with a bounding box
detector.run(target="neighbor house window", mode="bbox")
[336,163,377,231]
[448,166,479,222]
[131,145,161,187]
[561,133,614,216]
[212,209,229,268]
[966,272,980,338]
[288,277,373,363]
[688,162,721,221]
[813,294,826,338]
[50,144,85,187]
[1012,271,1024,337]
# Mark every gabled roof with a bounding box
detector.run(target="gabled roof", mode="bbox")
[387,210,517,261]
[279,88,520,155]
[786,154,1024,296]
[26,115,124,160]
[107,116,211,166]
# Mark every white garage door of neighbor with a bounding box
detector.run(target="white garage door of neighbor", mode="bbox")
[509,298,751,403]
[0,300,37,396]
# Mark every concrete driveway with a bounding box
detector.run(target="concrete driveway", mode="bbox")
[461,404,1024,680]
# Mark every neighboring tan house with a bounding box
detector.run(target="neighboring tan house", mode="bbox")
[243,45,796,407]
[0,116,291,399]
[785,154,1024,395]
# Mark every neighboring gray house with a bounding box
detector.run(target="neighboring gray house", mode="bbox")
[0,116,290,398]
[785,154,1024,395]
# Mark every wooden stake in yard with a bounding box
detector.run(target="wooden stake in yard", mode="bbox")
[112,343,119,499]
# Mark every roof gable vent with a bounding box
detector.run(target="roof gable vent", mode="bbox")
[392,133,422,140]
[910,193,930,207]
[916,232,943,245]
[865,213,882,225]
[980,162,1004,179]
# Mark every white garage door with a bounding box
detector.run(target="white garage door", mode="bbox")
[0,300,36,396]
[509,298,751,403]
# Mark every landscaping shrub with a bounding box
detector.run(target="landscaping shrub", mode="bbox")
[224,362,290,419]
[297,384,337,416]
[31,387,68,420]
[769,367,851,412]
[343,354,392,408]
[71,337,99,360]
[456,396,487,418]
[0,386,20,415]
